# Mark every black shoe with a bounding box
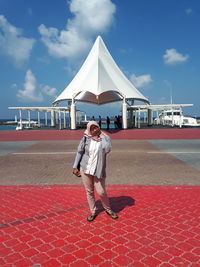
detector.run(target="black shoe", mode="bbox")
[106,210,118,219]
[87,214,97,222]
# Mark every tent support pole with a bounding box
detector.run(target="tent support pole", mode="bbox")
[148,109,153,126]
[45,112,48,126]
[138,108,141,128]
[51,110,55,127]
[59,110,62,130]
[122,98,127,129]
[37,111,40,128]
[19,109,22,130]
[56,112,58,124]
[71,98,76,130]
[63,112,66,129]
[28,111,31,128]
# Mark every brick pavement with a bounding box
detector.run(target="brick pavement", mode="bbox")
[0,140,200,185]
[0,129,200,266]
[0,185,200,266]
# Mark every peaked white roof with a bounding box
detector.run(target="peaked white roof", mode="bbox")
[53,36,149,105]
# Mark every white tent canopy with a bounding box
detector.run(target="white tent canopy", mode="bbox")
[53,36,149,106]
[7,37,195,130]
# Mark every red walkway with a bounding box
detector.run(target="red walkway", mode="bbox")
[1,185,200,266]
[1,130,200,266]
[0,128,200,141]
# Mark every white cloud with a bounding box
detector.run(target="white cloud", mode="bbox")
[0,15,35,66]
[42,85,57,97]
[17,70,57,102]
[64,65,77,76]
[17,70,43,102]
[130,73,152,88]
[185,8,192,16]
[163,48,189,65]
[38,0,116,60]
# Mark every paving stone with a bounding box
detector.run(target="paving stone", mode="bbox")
[169,256,191,266]
[21,248,38,257]
[0,148,200,267]
[141,256,161,266]
[1,138,200,186]
[127,250,145,261]
[42,259,61,267]
[181,252,200,263]
[112,255,133,266]
[69,260,88,267]
[46,248,65,258]
[154,251,172,262]
[73,248,91,259]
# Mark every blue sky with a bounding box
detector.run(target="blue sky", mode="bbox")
[1,0,200,119]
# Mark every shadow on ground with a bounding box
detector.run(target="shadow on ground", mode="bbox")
[96,195,135,214]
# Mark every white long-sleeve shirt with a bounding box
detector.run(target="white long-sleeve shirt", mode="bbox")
[85,139,101,175]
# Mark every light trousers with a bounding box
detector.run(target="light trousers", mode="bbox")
[80,168,111,214]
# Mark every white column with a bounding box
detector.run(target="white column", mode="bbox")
[122,99,127,129]
[70,99,76,130]
[45,112,48,126]
[179,108,182,128]
[66,112,70,128]
[56,112,58,124]
[63,112,66,129]
[51,110,55,127]
[172,110,174,127]
[28,110,31,127]
[37,112,40,127]
[59,110,62,130]
[138,108,141,128]
[19,110,23,130]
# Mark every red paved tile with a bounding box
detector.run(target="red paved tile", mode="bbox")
[0,128,200,141]
[0,185,200,266]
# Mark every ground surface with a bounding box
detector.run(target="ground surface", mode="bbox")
[0,129,200,266]
[0,139,200,185]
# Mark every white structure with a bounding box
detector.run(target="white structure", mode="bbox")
[53,36,149,129]
[154,108,200,127]
[127,104,195,128]
[9,107,69,130]
[8,106,87,130]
